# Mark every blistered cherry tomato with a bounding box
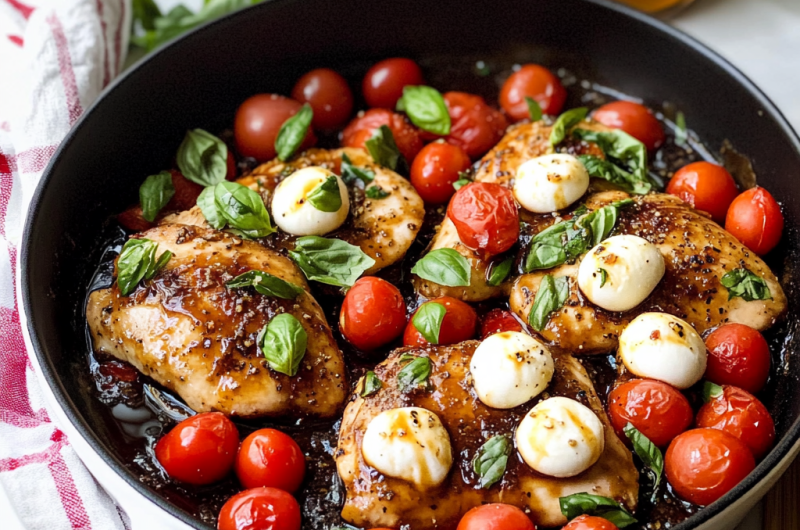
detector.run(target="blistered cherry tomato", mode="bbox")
[291,68,354,130]
[666,162,738,223]
[167,169,204,211]
[118,205,153,232]
[592,101,665,151]
[339,277,407,351]
[725,186,784,255]
[217,487,301,530]
[410,142,472,204]
[403,297,477,347]
[235,428,306,492]
[362,58,424,109]
[447,182,519,256]
[665,428,755,506]
[705,323,770,394]
[341,108,423,163]
[234,94,317,162]
[480,309,523,340]
[608,379,693,447]
[697,385,775,459]
[562,515,619,530]
[436,92,508,159]
[155,412,239,485]
[499,64,566,120]
[456,503,536,530]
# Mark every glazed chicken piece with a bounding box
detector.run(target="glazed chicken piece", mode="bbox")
[86,224,346,418]
[336,341,638,529]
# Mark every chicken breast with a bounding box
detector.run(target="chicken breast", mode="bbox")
[336,341,638,529]
[86,224,347,418]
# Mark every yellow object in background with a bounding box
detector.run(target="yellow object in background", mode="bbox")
[616,0,694,14]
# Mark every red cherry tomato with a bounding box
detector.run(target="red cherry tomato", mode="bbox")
[291,68,354,130]
[447,182,519,256]
[234,94,317,162]
[697,385,775,459]
[456,503,536,530]
[480,309,523,340]
[217,487,301,530]
[592,101,665,151]
[666,162,738,224]
[362,58,424,109]
[118,205,153,232]
[403,297,477,347]
[339,277,407,351]
[725,186,784,255]
[227,151,237,180]
[235,429,306,492]
[608,379,693,447]
[562,515,619,530]
[665,428,755,506]
[155,412,239,485]
[341,108,423,163]
[166,169,204,211]
[499,64,567,120]
[437,92,508,159]
[410,142,472,204]
[705,324,770,394]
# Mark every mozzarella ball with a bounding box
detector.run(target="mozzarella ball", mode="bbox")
[577,234,665,312]
[361,407,453,488]
[516,397,605,478]
[271,166,350,236]
[513,154,589,213]
[470,331,554,409]
[619,312,707,389]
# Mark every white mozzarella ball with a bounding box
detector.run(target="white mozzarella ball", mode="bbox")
[361,407,453,488]
[513,154,590,213]
[470,331,554,409]
[271,166,350,236]
[577,234,665,312]
[516,396,605,478]
[619,312,707,389]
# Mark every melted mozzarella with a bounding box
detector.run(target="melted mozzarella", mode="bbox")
[513,154,589,213]
[577,234,665,312]
[618,312,707,389]
[470,331,554,409]
[271,166,350,236]
[361,407,453,488]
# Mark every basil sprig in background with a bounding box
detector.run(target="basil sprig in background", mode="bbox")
[116,238,172,296]
[198,181,275,238]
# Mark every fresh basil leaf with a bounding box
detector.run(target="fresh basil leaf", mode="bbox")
[397,356,432,393]
[525,96,543,121]
[529,275,569,331]
[623,422,663,501]
[412,302,446,344]
[275,103,313,162]
[214,181,275,238]
[139,171,175,222]
[720,268,771,301]
[226,270,304,299]
[702,381,724,402]
[573,128,650,191]
[117,238,171,296]
[453,178,471,190]
[398,352,417,364]
[361,371,382,397]
[197,185,226,229]
[289,236,375,287]
[307,175,343,212]
[148,249,173,280]
[675,111,687,146]
[396,86,451,136]
[550,107,588,146]
[258,313,307,376]
[585,203,619,246]
[578,154,651,195]
[340,153,375,185]
[365,185,390,199]
[176,129,228,187]
[472,435,511,489]
[365,125,402,171]
[487,258,513,287]
[411,248,471,287]
[559,493,637,528]
[598,268,608,287]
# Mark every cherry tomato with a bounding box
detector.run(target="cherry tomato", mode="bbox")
[666,162,738,224]
[665,428,755,506]
[291,68,354,130]
[562,515,619,530]
[456,503,536,530]
[155,412,239,485]
[339,277,407,351]
[437,92,508,159]
[167,170,204,211]
[725,186,784,255]
[362,58,425,109]
[480,309,523,340]
[118,205,153,232]
[217,487,301,530]
[705,323,770,394]
[235,429,306,492]
[607,379,693,447]
[447,182,519,256]
[341,108,423,163]
[234,94,317,162]
[98,360,139,382]
[592,101,665,151]
[499,64,567,120]
[403,297,477,347]
[697,385,775,459]
[227,151,237,180]
[410,142,472,204]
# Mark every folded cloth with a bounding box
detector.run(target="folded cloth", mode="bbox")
[0,0,130,528]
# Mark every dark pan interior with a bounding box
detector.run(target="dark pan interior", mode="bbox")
[21,0,800,528]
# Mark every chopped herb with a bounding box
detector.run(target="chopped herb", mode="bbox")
[472,435,511,489]
[720,268,771,301]
[397,356,432,393]
[365,185,390,199]
[361,371,382,397]
[340,153,375,185]
[598,268,608,287]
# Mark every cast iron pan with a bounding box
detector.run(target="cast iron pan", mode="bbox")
[21,0,800,528]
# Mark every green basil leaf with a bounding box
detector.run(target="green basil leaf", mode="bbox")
[702,381,724,402]
[598,268,608,287]
[529,275,569,331]
[412,302,446,344]
[573,128,650,190]
[550,107,588,146]
[197,185,226,229]
[176,129,228,187]
[148,249,173,280]
[525,96,543,121]
[411,248,471,287]
[117,239,171,296]
[289,236,375,287]
[720,267,772,302]
[258,313,308,376]
[365,125,402,171]
[226,270,304,299]
[577,154,651,195]
[214,181,275,238]
[139,171,175,222]
[525,241,566,271]
[398,352,417,364]
[132,0,162,31]
[365,185,390,199]
[675,111,687,146]
[340,153,375,185]
[453,178,471,190]
[307,175,343,212]
[397,356,432,393]
[623,422,663,500]
[472,435,511,489]
[361,371,382,397]
[559,493,637,528]
[487,258,513,287]
[275,103,313,161]
[396,86,451,135]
